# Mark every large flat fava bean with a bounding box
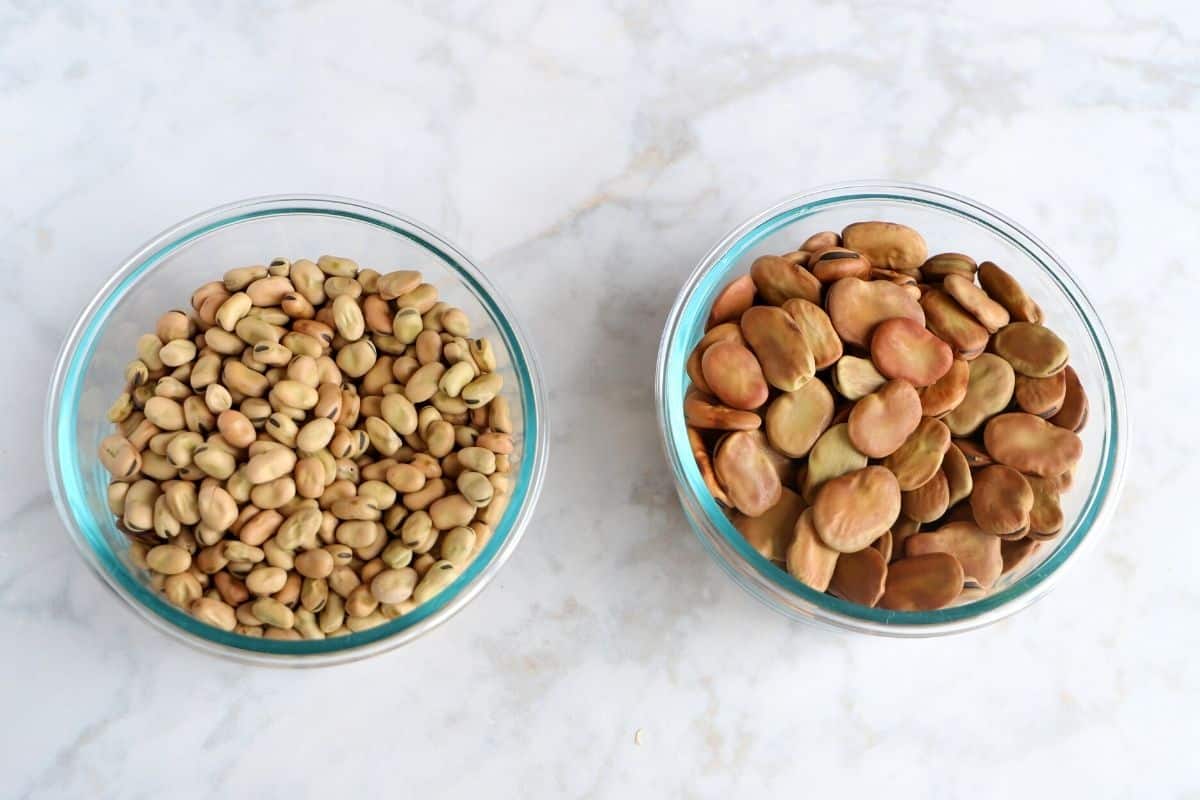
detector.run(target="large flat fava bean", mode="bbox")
[847,379,921,458]
[701,341,769,410]
[978,261,1042,323]
[734,488,806,562]
[1015,371,1067,418]
[900,469,949,523]
[991,322,1069,378]
[831,355,886,401]
[684,390,761,431]
[707,275,755,329]
[920,289,989,359]
[1026,475,1064,536]
[841,221,928,270]
[917,358,969,417]
[811,466,901,553]
[828,546,887,607]
[942,443,973,506]
[807,247,871,283]
[921,252,977,282]
[1049,365,1088,432]
[869,317,953,387]
[878,553,964,611]
[739,306,814,391]
[826,277,924,348]
[765,379,833,458]
[749,255,821,305]
[942,354,1015,436]
[801,423,868,503]
[882,417,951,491]
[942,274,1009,332]
[785,508,839,591]
[970,464,1033,535]
[984,412,1083,477]
[688,427,729,506]
[781,299,842,368]
[905,522,1003,589]
[713,431,782,517]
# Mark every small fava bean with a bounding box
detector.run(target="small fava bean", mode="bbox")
[811,466,901,553]
[440,526,476,566]
[848,379,922,459]
[369,568,418,604]
[801,423,867,503]
[785,507,839,591]
[713,431,782,517]
[749,255,821,305]
[841,221,928,270]
[764,379,833,458]
[251,597,295,629]
[413,560,457,603]
[456,446,495,475]
[245,566,288,596]
[191,597,237,631]
[429,494,476,530]
[879,553,964,611]
[733,485,806,565]
[983,412,1083,477]
[147,544,192,575]
[99,435,141,479]
[1049,365,1088,432]
[461,373,502,409]
[739,306,814,392]
[869,317,953,387]
[456,471,494,507]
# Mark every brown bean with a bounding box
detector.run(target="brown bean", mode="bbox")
[883,417,951,491]
[921,252,977,282]
[900,470,949,523]
[801,423,868,503]
[826,277,925,348]
[733,487,805,562]
[831,355,887,401]
[712,431,783,517]
[942,274,1009,332]
[992,322,1069,378]
[978,261,1042,323]
[749,255,821,304]
[984,412,1083,477]
[684,390,761,431]
[806,247,871,283]
[686,323,745,395]
[739,306,814,392]
[942,354,1015,437]
[879,552,964,611]
[920,289,989,359]
[869,317,954,387]
[700,341,768,410]
[942,443,974,507]
[1026,475,1064,537]
[841,221,928,270]
[847,379,921,459]
[906,522,1003,589]
[970,465,1033,535]
[1001,538,1039,575]
[915,358,968,418]
[785,508,839,591]
[780,298,842,369]
[829,546,887,607]
[707,275,756,328]
[764,379,833,458]
[1048,365,1088,432]
[872,530,894,563]
[688,427,729,506]
[811,466,901,553]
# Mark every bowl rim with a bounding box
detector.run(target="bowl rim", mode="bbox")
[655,179,1128,637]
[45,193,549,666]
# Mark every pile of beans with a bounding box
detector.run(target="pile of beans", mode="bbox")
[99,255,515,639]
[686,222,1087,610]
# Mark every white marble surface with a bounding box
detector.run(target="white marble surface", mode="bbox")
[2,1,1198,797]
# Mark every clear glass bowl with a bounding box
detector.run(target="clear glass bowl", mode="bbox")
[46,195,548,665]
[656,181,1128,636]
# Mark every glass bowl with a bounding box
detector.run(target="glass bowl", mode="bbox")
[46,195,548,665]
[656,181,1127,637]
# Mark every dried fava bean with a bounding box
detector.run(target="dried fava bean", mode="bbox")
[978,261,1042,324]
[785,508,838,590]
[942,274,1009,332]
[801,231,839,251]
[917,358,969,418]
[781,299,842,369]
[829,546,887,607]
[734,488,805,562]
[942,443,974,507]
[847,379,921,459]
[707,275,756,328]
[807,247,871,283]
[686,322,745,395]
[906,522,1003,589]
[811,466,901,553]
[1049,365,1088,432]
[921,252,977,282]
[920,289,989,359]
[688,427,729,506]
[942,354,1015,437]
[749,255,821,305]
[146,544,192,575]
[970,465,1034,536]
[413,560,457,603]
[900,469,949,523]
[1014,372,1067,418]
[701,341,768,410]
[684,390,761,431]
[801,423,867,503]
[882,417,951,491]
[739,306,814,392]
[984,412,1083,477]
[879,552,964,611]
[992,322,1069,378]
[1026,475,1064,537]
[764,379,833,458]
[713,431,783,517]
[99,435,141,479]
[826,277,924,348]
[841,221,927,270]
[831,355,886,401]
[869,317,953,387]
[872,530,893,563]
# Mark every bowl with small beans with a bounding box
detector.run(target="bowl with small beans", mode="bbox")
[47,195,548,664]
[656,181,1127,636]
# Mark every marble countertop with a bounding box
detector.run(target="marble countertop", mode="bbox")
[3,1,1197,797]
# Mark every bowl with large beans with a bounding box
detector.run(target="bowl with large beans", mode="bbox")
[656,182,1127,636]
[47,195,548,664]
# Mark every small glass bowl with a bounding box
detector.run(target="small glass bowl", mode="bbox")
[46,195,548,665]
[656,181,1128,636]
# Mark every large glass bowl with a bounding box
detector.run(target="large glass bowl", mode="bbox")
[46,195,548,665]
[656,181,1127,636]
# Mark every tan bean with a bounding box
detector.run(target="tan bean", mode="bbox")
[943,273,1010,332]
[712,430,782,517]
[983,412,1083,477]
[468,338,496,372]
[900,469,950,523]
[147,544,191,575]
[739,305,814,392]
[1049,365,1088,432]
[841,221,927,270]
[99,435,141,479]
[992,322,1069,378]
[439,526,475,567]
[429,494,476,530]
[191,597,237,630]
[970,464,1033,535]
[144,397,185,431]
[942,443,974,507]
[920,289,989,359]
[916,358,969,419]
[978,261,1042,323]
[243,447,297,484]
[942,354,1015,437]
[223,360,269,397]
[405,362,445,403]
[847,379,921,459]
[749,254,821,304]
[882,418,951,491]
[811,466,901,553]
[707,275,756,328]
[878,553,964,611]
[808,247,871,283]
[829,546,887,607]
[251,597,295,629]
[869,317,954,387]
[826,276,924,348]
[245,566,288,596]
[1014,371,1067,418]
[734,487,805,562]
[413,560,457,603]
[921,252,977,282]
[906,522,1003,589]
